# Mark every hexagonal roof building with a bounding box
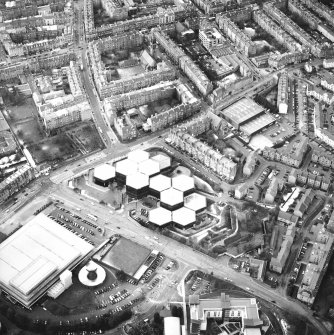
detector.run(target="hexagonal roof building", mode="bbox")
[149,174,172,198]
[160,188,184,211]
[184,193,207,213]
[115,158,138,182]
[172,175,195,196]
[128,149,150,164]
[151,154,171,170]
[126,172,149,190]
[94,164,115,180]
[149,207,172,227]
[138,159,160,177]
[172,207,196,229]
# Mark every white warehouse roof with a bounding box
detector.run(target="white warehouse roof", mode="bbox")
[128,149,150,164]
[151,154,171,170]
[172,175,195,193]
[115,158,138,176]
[93,164,115,181]
[0,213,94,307]
[149,207,172,226]
[161,188,184,206]
[149,174,172,192]
[184,193,207,212]
[138,159,160,177]
[126,172,149,189]
[172,207,196,227]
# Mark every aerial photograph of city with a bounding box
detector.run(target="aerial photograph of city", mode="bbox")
[1,0,334,334]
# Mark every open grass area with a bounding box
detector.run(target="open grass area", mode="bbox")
[28,134,79,164]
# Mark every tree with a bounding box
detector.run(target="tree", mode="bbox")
[153,312,162,325]
[115,269,127,282]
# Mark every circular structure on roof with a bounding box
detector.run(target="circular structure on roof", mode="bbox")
[78,261,106,287]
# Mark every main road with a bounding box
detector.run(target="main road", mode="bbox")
[51,185,329,335]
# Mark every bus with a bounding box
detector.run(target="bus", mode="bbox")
[87,214,98,221]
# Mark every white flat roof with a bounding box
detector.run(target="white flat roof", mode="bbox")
[161,188,184,206]
[93,163,115,181]
[0,214,94,305]
[138,159,160,176]
[172,175,195,192]
[126,172,149,189]
[149,207,172,226]
[164,317,181,335]
[184,193,207,211]
[149,174,172,192]
[115,158,138,176]
[172,207,196,226]
[128,149,150,164]
[151,154,171,170]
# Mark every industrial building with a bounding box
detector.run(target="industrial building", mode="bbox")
[138,159,160,178]
[160,188,184,211]
[277,71,289,114]
[126,172,149,198]
[221,98,275,137]
[149,174,172,198]
[115,158,138,183]
[172,207,196,230]
[127,149,150,164]
[164,317,181,335]
[151,153,171,171]
[0,213,94,307]
[93,164,115,187]
[149,207,172,228]
[184,193,207,213]
[172,175,195,196]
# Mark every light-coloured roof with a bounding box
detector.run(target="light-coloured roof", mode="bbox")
[128,149,150,164]
[115,158,138,176]
[138,159,160,177]
[161,188,184,206]
[93,164,115,181]
[126,172,149,189]
[151,154,171,170]
[172,207,196,227]
[164,317,181,335]
[184,193,207,212]
[172,175,195,192]
[0,213,94,305]
[149,174,172,192]
[149,207,172,226]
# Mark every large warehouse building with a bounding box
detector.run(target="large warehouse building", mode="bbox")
[93,164,115,187]
[221,98,275,137]
[126,172,149,198]
[149,174,172,198]
[0,214,94,307]
[115,158,138,183]
[172,175,195,196]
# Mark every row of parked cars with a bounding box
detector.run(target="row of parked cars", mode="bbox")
[110,289,130,304]
[94,282,118,295]
[148,276,161,290]
[57,214,96,236]
[47,214,95,246]
[191,277,202,291]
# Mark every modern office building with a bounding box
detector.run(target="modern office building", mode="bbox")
[172,175,195,196]
[126,172,149,199]
[149,174,172,199]
[149,207,172,228]
[172,207,196,230]
[138,159,160,178]
[184,193,207,213]
[160,188,184,211]
[115,158,138,183]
